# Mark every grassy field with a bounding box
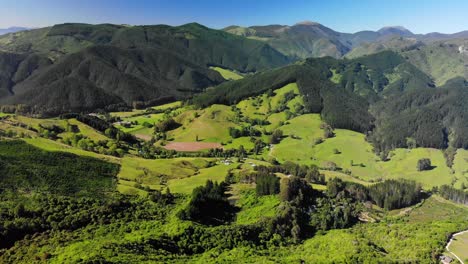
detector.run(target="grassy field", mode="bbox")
[169,104,237,143]
[210,66,243,80]
[112,101,184,137]
[64,118,110,141]
[448,231,468,263]
[22,137,119,163]
[118,156,215,194]
[167,162,239,194]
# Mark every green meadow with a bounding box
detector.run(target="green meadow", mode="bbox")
[210,66,243,80]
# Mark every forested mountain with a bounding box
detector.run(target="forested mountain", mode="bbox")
[0,23,291,114]
[1,45,225,115]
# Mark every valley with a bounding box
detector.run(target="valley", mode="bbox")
[0,13,468,263]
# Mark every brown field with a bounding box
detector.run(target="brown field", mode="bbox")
[164,142,222,152]
[134,134,152,141]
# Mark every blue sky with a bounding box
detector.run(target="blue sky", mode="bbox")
[1,0,468,33]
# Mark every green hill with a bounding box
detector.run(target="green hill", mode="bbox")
[0,23,291,115]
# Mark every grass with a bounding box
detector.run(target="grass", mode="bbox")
[152,101,182,111]
[64,118,109,141]
[267,114,323,162]
[0,140,119,197]
[223,136,255,149]
[448,231,468,263]
[321,170,371,186]
[235,189,280,225]
[118,156,213,192]
[380,148,455,188]
[167,162,239,194]
[115,113,165,134]
[22,137,119,163]
[210,66,243,80]
[268,115,462,188]
[14,115,67,130]
[169,104,237,142]
[330,69,341,84]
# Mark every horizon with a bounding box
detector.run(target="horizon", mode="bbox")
[2,0,468,34]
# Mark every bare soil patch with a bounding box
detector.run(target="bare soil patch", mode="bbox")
[164,142,222,152]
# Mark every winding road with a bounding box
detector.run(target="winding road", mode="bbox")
[446,230,468,264]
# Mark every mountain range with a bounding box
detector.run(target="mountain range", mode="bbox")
[0,27,30,36]
[0,21,467,134]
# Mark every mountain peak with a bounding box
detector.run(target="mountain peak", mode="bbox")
[378,26,413,36]
[294,20,321,26]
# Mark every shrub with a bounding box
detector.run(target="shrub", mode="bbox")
[417,158,432,171]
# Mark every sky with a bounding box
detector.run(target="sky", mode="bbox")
[1,0,468,34]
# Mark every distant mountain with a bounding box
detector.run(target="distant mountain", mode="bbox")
[224,21,351,59]
[224,22,468,62]
[0,27,30,36]
[377,26,413,37]
[223,22,419,59]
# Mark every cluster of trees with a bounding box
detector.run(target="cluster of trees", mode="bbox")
[273,90,296,113]
[61,134,126,157]
[437,185,468,205]
[37,124,64,139]
[270,129,283,144]
[255,161,325,184]
[255,173,280,196]
[154,118,181,133]
[368,179,422,210]
[228,126,261,138]
[311,179,361,231]
[178,180,236,225]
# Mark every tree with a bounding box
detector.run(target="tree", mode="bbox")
[417,158,432,171]
[270,129,283,144]
[280,177,315,202]
[256,173,280,196]
[321,123,335,138]
[178,180,236,225]
[406,137,417,149]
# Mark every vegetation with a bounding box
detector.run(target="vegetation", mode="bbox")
[178,180,236,225]
[0,140,119,196]
[368,179,422,210]
[417,158,432,171]
[1,21,468,263]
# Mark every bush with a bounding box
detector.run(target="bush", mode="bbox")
[179,180,236,225]
[417,158,432,171]
[270,129,283,144]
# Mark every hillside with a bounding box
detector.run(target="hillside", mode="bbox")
[1,45,225,115]
[0,23,290,71]
[0,23,291,114]
[1,84,468,262]
[195,51,435,137]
